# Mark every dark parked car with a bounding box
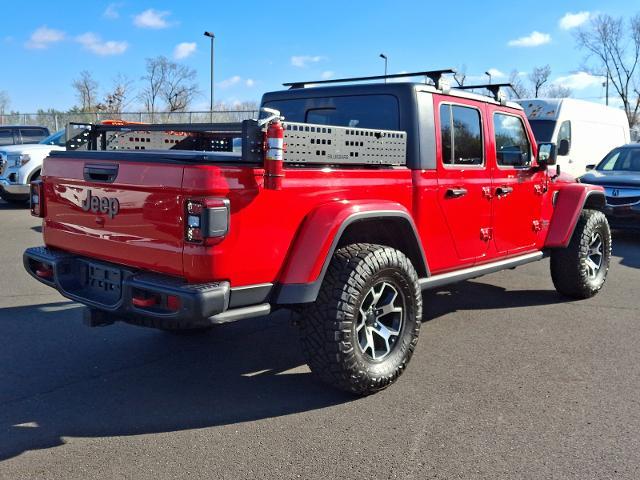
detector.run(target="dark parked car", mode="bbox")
[0,126,50,147]
[580,144,640,230]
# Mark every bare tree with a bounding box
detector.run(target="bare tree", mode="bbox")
[507,70,530,99]
[453,65,467,87]
[98,74,134,113]
[529,65,552,98]
[544,84,572,98]
[576,13,640,127]
[162,63,199,112]
[139,56,169,117]
[139,56,199,116]
[72,71,99,112]
[0,91,9,118]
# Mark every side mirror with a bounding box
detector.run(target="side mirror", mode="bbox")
[537,142,557,167]
[558,138,570,156]
[586,164,596,171]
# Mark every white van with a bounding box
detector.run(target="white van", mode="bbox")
[516,98,630,178]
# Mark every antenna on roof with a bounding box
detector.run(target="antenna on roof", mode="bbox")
[283,69,457,89]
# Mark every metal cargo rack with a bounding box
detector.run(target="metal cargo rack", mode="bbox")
[282,121,406,165]
[65,119,408,167]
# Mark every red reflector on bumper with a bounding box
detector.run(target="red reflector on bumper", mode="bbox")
[35,266,53,279]
[167,295,181,311]
[132,296,158,308]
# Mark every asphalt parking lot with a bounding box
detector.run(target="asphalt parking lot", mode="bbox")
[0,199,639,480]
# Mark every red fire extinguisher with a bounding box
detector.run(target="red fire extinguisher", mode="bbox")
[264,118,284,190]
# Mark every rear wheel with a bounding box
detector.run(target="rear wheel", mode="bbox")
[550,209,611,299]
[300,243,422,395]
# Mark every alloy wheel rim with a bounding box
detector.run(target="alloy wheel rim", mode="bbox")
[356,281,404,361]
[586,232,604,280]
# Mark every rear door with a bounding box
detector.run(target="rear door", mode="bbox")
[435,96,492,265]
[490,109,546,254]
[43,154,186,277]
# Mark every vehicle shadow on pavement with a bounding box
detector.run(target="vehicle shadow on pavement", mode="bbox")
[0,302,353,462]
[0,201,28,210]
[612,230,640,269]
[423,281,566,322]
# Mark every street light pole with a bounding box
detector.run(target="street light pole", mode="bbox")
[485,71,492,84]
[204,31,215,122]
[379,54,388,82]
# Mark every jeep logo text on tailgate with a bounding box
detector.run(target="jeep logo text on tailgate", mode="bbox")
[81,190,120,218]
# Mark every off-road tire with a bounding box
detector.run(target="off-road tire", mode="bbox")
[550,209,611,299]
[300,243,422,395]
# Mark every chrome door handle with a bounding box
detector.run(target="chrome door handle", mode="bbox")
[495,186,513,196]
[446,187,468,198]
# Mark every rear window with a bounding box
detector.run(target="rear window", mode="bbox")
[597,148,640,172]
[263,94,400,130]
[20,128,48,144]
[0,130,14,146]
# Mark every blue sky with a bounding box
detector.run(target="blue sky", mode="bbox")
[1,0,636,112]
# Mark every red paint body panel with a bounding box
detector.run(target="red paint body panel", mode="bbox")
[279,199,413,284]
[545,183,605,248]
[42,157,185,277]
[182,166,413,285]
[39,94,601,294]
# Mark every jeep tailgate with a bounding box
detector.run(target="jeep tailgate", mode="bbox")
[42,154,185,277]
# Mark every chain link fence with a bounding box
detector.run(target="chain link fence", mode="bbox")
[0,110,260,132]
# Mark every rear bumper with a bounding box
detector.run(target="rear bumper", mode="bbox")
[23,247,266,328]
[603,204,640,230]
[0,178,29,196]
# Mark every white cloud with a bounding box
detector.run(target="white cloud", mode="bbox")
[321,71,334,80]
[552,71,603,90]
[291,55,325,67]
[486,68,506,78]
[507,31,551,47]
[174,42,196,60]
[103,3,121,19]
[76,33,128,56]
[133,9,171,29]
[218,76,242,88]
[25,26,65,49]
[217,76,256,89]
[559,11,591,30]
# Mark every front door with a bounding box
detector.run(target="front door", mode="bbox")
[490,110,546,254]
[435,97,492,265]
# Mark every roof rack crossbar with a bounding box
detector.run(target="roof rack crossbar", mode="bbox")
[454,83,516,101]
[283,69,457,89]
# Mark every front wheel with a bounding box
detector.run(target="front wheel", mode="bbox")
[300,243,422,395]
[550,209,611,299]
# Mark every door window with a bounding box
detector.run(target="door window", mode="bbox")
[439,104,483,166]
[494,113,531,167]
[19,128,47,144]
[0,130,13,146]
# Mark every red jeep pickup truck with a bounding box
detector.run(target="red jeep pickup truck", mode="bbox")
[24,70,611,395]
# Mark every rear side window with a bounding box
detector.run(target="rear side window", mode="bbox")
[263,95,399,130]
[494,113,531,167]
[19,128,48,144]
[439,104,483,166]
[0,130,14,146]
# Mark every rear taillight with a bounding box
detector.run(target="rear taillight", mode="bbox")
[30,180,44,218]
[185,198,230,244]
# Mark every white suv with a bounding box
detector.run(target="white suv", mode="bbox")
[0,130,65,204]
